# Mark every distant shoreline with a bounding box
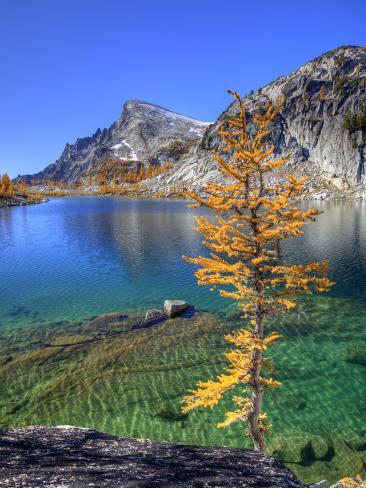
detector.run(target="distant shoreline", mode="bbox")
[25,185,364,202]
[2,185,365,207]
[0,194,48,208]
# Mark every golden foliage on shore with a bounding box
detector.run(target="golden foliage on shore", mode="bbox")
[0,173,42,202]
[91,161,172,186]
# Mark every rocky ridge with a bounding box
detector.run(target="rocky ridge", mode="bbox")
[153,45,366,198]
[19,101,211,183]
[18,46,366,199]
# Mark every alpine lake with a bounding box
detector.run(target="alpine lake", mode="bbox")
[1,196,366,485]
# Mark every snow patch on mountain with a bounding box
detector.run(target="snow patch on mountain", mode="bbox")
[121,140,138,161]
[111,141,138,161]
[189,127,205,136]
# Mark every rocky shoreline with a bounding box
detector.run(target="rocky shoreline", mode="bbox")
[0,194,48,208]
[24,179,366,202]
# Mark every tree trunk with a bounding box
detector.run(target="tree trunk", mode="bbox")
[248,285,266,453]
[248,357,265,453]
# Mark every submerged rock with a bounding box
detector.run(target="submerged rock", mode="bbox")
[164,299,189,318]
[88,312,128,329]
[270,436,333,466]
[0,355,12,367]
[144,309,167,323]
[345,344,366,366]
[0,426,307,487]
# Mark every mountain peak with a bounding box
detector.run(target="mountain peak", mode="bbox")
[121,99,212,126]
[298,45,366,76]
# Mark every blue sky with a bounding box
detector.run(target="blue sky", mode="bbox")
[1,0,365,177]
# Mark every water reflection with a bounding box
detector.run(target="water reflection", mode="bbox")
[1,197,366,328]
[284,200,366,301]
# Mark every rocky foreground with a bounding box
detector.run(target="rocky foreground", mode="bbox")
[0,425,311,487]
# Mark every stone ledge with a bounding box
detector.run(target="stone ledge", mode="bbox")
[0,425,307,487]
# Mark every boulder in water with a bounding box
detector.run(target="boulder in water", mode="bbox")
[164,299,189,318]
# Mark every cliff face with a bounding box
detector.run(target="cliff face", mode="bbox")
[20,46,366,196]
[155,45,366,195]
[0,426,307,487]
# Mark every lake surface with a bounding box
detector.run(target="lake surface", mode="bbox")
[1,196,366,327]
[1,196,366,484]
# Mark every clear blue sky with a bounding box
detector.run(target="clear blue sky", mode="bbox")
[1,0,365,177]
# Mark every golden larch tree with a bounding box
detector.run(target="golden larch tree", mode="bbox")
[319,85,327,101]
[181,91,334,453]
[1,172,12,196]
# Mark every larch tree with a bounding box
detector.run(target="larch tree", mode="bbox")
[181,91,334,453]
[319,85,327,101]
[1,173,12,195]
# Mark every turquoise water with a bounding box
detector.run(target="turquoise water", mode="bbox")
[0,197,220,328]
[1,197,366,328]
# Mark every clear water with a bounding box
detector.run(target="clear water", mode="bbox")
[1,196,366,484]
